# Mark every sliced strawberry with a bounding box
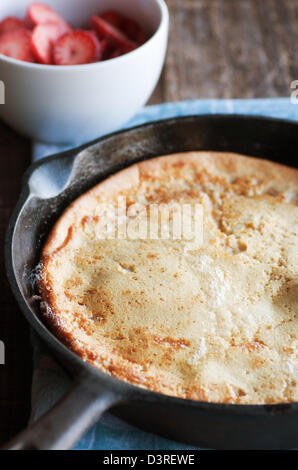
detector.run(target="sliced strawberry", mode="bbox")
[31,22,70,64]
[85,30,103,61]
[27,2,70,29]
[100,39,109,55]
[0,29,35,62]
[135,30,147,46]
[91,16,137,53]
[121,18,140,41]
[99,12,147,45]
[0,17,24,36]
[99,11,124,30]
[108,48,124,59]
[53,30,98,65]
[122,19,147,45]
[100,40,113,60]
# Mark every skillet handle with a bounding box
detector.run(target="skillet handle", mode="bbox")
[3,376,121,450]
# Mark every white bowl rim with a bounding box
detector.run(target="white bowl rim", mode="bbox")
[0,0,169,71]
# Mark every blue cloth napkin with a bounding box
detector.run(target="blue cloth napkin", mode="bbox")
[31,97,298,450]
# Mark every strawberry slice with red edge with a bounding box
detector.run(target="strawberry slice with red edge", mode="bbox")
[99,12,147,46]
[85,30,103,62]
[121,17,141,42]
[0,29,36,62]
[122,18,147,45]
[31,22,71,64]
[0,17,24,36]
[99,11,124,30]
[53,30,99,65]
[27,2,70,29]
[99,39,113,60]
[91,16,137,53]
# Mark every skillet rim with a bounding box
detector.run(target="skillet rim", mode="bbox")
[5,113,298,416]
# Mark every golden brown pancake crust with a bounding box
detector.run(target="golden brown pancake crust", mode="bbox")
[38,152,298,404]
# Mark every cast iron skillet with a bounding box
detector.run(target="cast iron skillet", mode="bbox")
[4,115,298,450]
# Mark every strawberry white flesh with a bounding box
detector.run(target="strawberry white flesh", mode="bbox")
[85,30,103,62]
[0,29,36,62]
[0,17,24,36]
[31,22,70,64]
[53,30,98,65]
[27,2,70,29]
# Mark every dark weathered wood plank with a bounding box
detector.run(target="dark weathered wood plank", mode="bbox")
[150,0,298,103]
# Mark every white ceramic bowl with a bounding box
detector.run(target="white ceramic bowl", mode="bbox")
[0,0,168,143]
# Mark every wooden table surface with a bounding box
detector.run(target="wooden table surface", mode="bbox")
[1,0,298,446]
